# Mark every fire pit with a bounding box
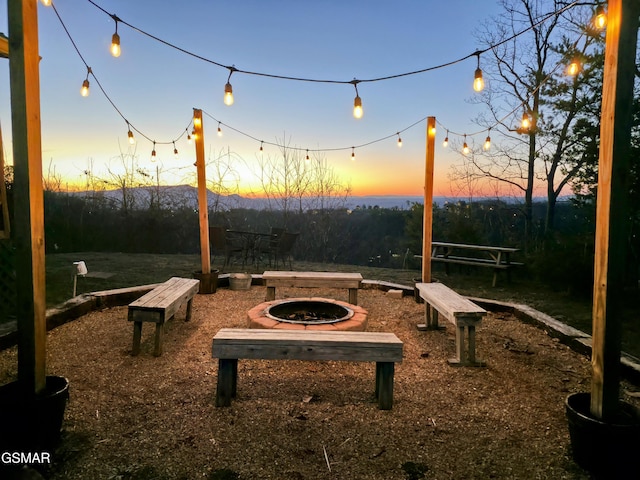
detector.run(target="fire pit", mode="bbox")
[248,297,368,331]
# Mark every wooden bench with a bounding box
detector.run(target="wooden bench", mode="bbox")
[211,328,403,410]
[263,271,363,305]
[128,277,200,356]
[415,282,487,367]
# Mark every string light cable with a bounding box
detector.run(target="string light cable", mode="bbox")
[83,0,582,97]
[49,2,193,153]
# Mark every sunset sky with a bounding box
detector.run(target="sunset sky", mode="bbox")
[1,1,524,197]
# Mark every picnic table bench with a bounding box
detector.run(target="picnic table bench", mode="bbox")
[263,271,363,305]
[415,282,487,367]
[430,241,522,287]
[128,277,200,356]
[212,328,403,409]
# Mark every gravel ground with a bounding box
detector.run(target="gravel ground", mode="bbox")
[1,285,639,480]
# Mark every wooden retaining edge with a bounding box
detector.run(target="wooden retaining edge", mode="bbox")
[1,277,639,385]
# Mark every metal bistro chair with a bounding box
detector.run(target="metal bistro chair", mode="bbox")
[272,231,299,269]
[209,226,245,269]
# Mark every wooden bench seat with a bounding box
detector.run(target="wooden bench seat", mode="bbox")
[128,277,200,356]
[211,328,403,409]
[263,271,363,305]
[415,282,487,367]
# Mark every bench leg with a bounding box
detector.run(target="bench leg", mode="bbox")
[266,286,276,301]
[418,304,444,331]
[216,358,238,407]
[492,270,499,287]
[153,322,164,357]
[185,297,194,321]
[348,288,358,305]
[132,321,142,356]
[448,325,486,367]
[375,362,394,410]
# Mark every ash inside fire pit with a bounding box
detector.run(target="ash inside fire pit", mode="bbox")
[265,299,354,325]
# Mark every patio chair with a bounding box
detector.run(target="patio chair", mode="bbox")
[209,226,245,269]
[272,231,299,269]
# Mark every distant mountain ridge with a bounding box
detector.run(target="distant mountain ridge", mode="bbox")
[67,185,560,210]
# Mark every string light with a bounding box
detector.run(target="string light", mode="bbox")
[566,59,580,76]
[259,141,264,152]
[127,124,135,145]
[594,4,606,30]
[483,129,491,151]
[186,128,192,144]
[173,141,179,158]
[462,134,470,155]
[224,67,236,106]
[351,147,355,160]
[443,131,449,148]
[521,111,531,131]
[151,141,157,161]
[110,17,121,58]
[306,149,310,161]
[40,0,52,7]
[217,122,223,137]
[351,81,363,119]
[397,133,402,148]
[473,52,485,92]
[191,128,197,141]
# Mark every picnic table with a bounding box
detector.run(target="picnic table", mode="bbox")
[429,242,522,287]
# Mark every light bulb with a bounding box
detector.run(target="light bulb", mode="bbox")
[187,131,192,144]
[351,147,355,160]
[151,143,157,161]
[463,142,470,155]
[397,135,403,148]
[259,141,264,152]
[191,129,197,140]
[473,68,485,92]
[443,135,449,148]
[483,135,491,151]
[111,32,121,58]
[174,142,179,158]
[306,150,310,161]
[80,79,90,97]
[594,5,606,30]
[224,82,234,106]
[217,122,223,137]
[127,129,135,145]
[353,95,363,119]
[566,60,580,76]
[521,112,531,130]
[193,116,202,128]
[40,0,52,6]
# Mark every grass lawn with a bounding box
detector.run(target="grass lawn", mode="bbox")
[33,252,638,360]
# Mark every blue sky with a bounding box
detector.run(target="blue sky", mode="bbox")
[1,1,510,195]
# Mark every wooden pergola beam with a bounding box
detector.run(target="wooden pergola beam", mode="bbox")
[8,0,47,394]
[590,0,639,420]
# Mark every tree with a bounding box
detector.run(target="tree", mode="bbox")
[453,0,593,242]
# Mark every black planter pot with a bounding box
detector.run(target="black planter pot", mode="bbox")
[566,392,640,477]
[0,375,70,451]
[193,270,219,294]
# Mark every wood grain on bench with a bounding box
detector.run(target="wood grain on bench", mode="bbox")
[128,277,200,356]
[212,328,403,409]
[415,282,486,367]
[263,271,363,304]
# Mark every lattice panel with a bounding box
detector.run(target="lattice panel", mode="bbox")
[0,239,16,322]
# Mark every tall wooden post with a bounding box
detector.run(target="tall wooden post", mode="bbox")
[590,0,639,420]
[193,108,211,275]
[8,0,47,394]
[422,117,436,283]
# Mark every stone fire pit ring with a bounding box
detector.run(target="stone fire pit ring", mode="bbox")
[247,297,368,331]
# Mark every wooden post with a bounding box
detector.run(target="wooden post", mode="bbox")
[193,108,211,275]
[422,117,436,282]
[1,124,11,239]
[590,0,639,421]
[8,0,47,394]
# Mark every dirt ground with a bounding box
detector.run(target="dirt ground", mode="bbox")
[1,285,639,480]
